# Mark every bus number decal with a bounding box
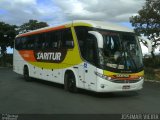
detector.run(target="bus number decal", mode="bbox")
[84,63,87,68]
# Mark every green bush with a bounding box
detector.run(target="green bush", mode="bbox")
[6,54,13,66]
[144,67,156,80]
[0,54,13,67]
[143,56,160,68]
[143,56,160,80]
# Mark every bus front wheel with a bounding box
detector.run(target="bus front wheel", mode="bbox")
[64,72,77,93]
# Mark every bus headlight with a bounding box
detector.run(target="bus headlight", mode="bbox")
[94,71,110,80]
[139,77,144,80]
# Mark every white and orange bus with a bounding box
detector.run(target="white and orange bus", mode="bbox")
[13,20,144,92]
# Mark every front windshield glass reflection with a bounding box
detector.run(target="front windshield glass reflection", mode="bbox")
[98,30,143,72]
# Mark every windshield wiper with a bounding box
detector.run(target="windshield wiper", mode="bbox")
[119,39,137,71]
[115,50,125,69]
[125,47,138,70]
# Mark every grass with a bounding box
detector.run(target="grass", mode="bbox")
[0,54,13,67]
[144,56,160,81]
[144,67,160,81]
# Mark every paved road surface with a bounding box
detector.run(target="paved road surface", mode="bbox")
[0,68,160,114]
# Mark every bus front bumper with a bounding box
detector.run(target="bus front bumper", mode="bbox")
[96,78,144,92]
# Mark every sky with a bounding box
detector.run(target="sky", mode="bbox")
[0,0,145,26]
[0,0,150,54]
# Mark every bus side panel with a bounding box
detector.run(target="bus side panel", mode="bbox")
[13,49,25,75]
[83,63,97,91]
[72,62,98,91]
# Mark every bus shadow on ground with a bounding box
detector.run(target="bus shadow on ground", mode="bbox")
[19,76,64,90]
[78,88,140,98]
[19,76,141,98]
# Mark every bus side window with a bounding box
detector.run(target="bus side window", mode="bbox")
[35,35,39,50]
[27,36,35,50]
[21,37,27,50]
[84,34,98,65]
[35,33,46,50]
[46,32,52,49]
[55,31,62,49]
[15,37,22,50]
[75,27,88,58]
[62,28,74,49]
[41,34,47,50]
[49,31,58,49]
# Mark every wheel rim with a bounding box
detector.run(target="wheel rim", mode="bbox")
[64,73,77,92]
[68,78,75,91]
[24,68,29,80]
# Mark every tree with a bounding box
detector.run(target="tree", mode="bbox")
[18,19,49,34]
[0,19,48,66]
[0,22,17,66]
[130,0,160,58]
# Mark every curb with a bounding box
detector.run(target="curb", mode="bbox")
[0,67,6,68]
[144,80,160,83]
[0,67,12,69]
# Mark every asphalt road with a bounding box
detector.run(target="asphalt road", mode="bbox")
[0,68,160,114]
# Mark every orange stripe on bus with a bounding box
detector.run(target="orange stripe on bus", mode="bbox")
[19,50,36,62]
[111,75,141,80]
[18,25,66,37]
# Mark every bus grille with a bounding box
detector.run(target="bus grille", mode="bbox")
[110,79,141,83]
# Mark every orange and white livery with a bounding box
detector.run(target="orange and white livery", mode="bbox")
[13,20,144,92]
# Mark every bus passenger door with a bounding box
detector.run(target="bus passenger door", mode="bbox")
[83,34,98,91]
[84,63,97,91]
[77,64,97,90]
[77,65,85,89]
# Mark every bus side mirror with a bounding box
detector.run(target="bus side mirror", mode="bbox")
[138,37,152,53]
[65,41,74,48]
[88,31,103,48]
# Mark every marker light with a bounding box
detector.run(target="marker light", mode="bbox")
[94,71,109,80]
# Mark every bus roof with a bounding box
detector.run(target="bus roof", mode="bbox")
[73,20,133,32]
[17,20,133,37]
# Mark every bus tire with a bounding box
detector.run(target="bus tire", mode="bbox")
[23,66,31,81]
[64,71,78,93]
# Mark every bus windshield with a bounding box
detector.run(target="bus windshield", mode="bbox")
[97,30,143,72]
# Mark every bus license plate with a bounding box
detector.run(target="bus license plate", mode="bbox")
[122,85,130,90]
